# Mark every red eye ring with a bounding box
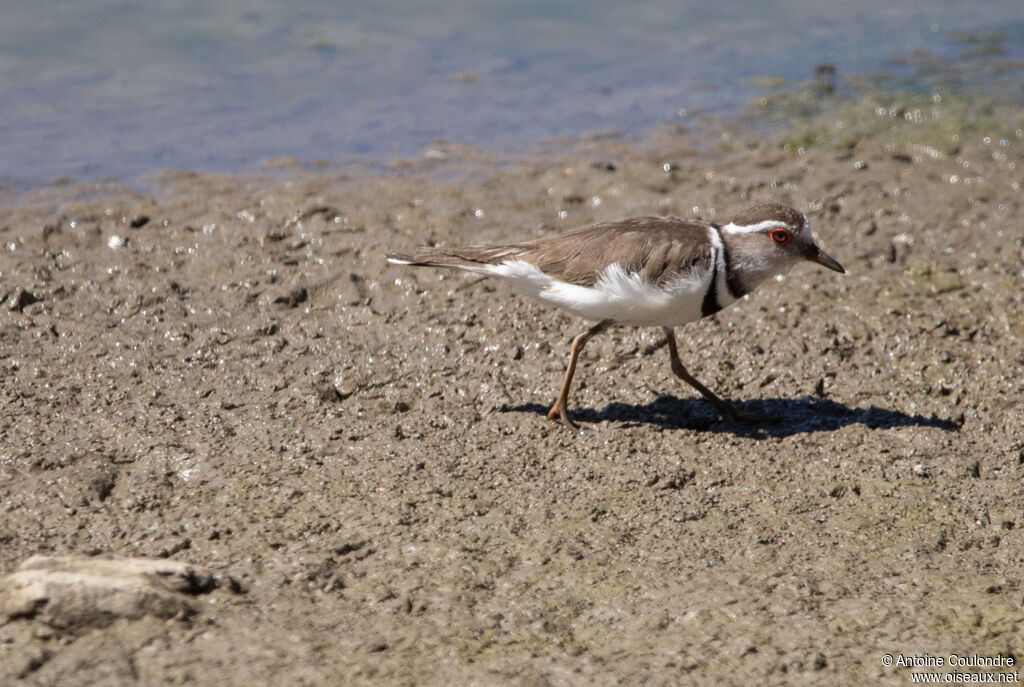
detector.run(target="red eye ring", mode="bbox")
[769,228,791,245]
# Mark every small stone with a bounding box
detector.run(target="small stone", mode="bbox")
[661,469,696,490]
[273,287,308,308]
[313,381,342,403]
[333,376,355,400]
[7,288,39,313]
[107,235,128,249]
[888,234,913,264]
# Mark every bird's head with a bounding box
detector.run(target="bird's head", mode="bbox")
[722,202,845,279]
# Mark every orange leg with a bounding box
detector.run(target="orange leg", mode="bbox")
[547,319,613,428]
[663,327,751,421]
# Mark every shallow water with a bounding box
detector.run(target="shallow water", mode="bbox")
[1,0,1022,183]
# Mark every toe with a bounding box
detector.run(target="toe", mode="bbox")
[547,404,580,429]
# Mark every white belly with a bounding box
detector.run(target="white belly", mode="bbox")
[487,260,733,327]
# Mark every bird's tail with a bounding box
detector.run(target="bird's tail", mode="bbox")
[386,246,521,273]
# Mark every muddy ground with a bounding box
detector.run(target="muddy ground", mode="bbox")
[1,116,1023,685]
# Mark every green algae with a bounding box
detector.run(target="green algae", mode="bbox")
[746,36,1024,152]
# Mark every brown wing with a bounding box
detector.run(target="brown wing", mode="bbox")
[389,216,713,287]
[512,216,713,287]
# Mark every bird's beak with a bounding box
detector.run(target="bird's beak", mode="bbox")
[807,246,845,274]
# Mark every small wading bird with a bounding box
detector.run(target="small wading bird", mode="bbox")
[387,202,844,428]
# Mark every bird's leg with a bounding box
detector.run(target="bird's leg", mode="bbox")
[548,319,613,428]
[663,327,751,422]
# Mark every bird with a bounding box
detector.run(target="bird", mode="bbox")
[387,202,845,428]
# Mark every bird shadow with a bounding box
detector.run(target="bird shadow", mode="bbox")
[499,395,961,438]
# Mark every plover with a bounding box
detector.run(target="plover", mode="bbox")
[388,202,844,428]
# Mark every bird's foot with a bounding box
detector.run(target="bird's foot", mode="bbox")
[547,402,581,430]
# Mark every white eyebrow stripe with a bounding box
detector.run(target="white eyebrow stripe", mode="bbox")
[721,219,796,234]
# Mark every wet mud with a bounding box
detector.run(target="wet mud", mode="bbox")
[1,113,1023,684]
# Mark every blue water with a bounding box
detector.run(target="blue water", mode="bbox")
[1,1,1022,183]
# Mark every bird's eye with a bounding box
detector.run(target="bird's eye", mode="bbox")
[769,228,791,245]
